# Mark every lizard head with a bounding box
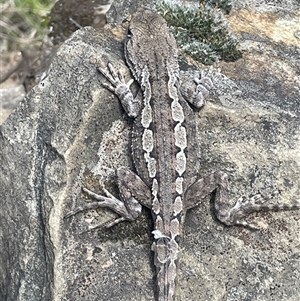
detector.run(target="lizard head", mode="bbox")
[124,9,179,81]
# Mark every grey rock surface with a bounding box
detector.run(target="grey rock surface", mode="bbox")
[233,0,300,11]
[0,4,299,301]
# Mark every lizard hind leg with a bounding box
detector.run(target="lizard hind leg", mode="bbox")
[185,171,300,229]
[216,193,300,230]
[65,167,152,228]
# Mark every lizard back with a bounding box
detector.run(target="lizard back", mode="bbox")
[126,9,200,231]
[125,10,201,300]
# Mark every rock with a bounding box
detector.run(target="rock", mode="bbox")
[0,4,299,301]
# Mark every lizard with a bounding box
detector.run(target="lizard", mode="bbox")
[65,9,300,301]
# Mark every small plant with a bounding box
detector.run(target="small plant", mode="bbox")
[0,0,53,51]
[155,0,242,65]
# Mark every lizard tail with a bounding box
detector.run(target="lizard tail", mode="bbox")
[152,236,179,301]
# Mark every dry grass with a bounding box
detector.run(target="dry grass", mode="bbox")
[0,0,55,52]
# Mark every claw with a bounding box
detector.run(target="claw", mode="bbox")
[107,62,118,78]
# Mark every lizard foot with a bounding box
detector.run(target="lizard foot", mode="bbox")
[217,193,300,229]
[64,186,142,228]
[98,62,141,118]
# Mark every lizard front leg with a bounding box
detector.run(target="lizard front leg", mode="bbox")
[65,167,151,228]
[179,67,219,109]
[98,62,142,118]
[185,171,300,229]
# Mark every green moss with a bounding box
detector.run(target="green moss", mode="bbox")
[155,0,242,65]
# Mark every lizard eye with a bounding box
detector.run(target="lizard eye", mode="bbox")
[127,28,132,38]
